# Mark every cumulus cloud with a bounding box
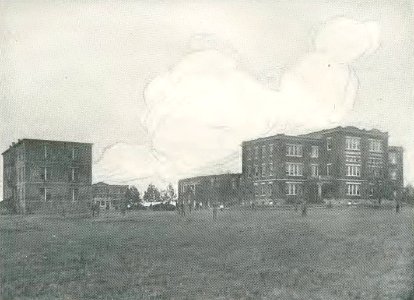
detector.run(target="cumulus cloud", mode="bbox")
[95,17,381,189]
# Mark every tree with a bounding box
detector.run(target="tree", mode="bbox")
[143,184,161,202]
[402,185,414,205]
[125,186,141,205]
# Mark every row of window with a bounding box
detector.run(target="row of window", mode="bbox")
[247,163,328,178]
[253,182,363,196]
[39,167,80,182]
[39,187,79,202]
[246,137,384,160]
[246,145,319,160]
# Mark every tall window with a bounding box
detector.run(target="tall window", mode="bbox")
[41,167,50,181]
[287,182,301,195]
[246,147,251,160]
[326,137,332,151]
[311,164,319,177]
[311,146,319,158]
[71,168,79,182]
[261,145,266,157]
[72,188,79,202]
[286,144,303,157]
[44,145,49,159]
[389,152,397,164]
[345,136,361,151]
[254,165,259,177]
[261,163,266,177]
[261,183,266,196]
[40,188,52,201]
[286,163,303,176]
[254,146,259,159]
[247,165,252,178]
[269,144,274,156]
[369,139,382,152]
[346,164,361,177]
[347,183,361,196]
[327,163,332,176]
[72,147,79,160]
[390,170,397,180]
[269,162,274,176]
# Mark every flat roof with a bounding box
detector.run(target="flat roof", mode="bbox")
[179,173,241,183]
[2,138,93,155]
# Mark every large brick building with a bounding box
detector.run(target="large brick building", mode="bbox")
[242,126,404,204]
[2,139,92,214]
[92,182,128,210]
[178,173,242,207]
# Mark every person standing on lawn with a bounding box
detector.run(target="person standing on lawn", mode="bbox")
[212,202,218,220]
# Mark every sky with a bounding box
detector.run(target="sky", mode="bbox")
[1,0,413,195]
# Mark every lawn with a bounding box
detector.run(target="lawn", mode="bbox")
[1,207,413,299]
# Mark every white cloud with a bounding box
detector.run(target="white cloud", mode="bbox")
[94,17,382,189]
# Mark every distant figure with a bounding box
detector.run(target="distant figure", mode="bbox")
[212,203,218,220]
[181,202,186,216]
[396,200,401,213]
[301,201,307,216]
[92,202,100,217]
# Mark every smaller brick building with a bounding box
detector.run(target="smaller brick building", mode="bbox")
[178,173,242,207]
[92,182,128,210]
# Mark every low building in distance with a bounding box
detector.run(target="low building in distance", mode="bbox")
[92,182,128,210]
[242,126,404,205]
[178,173,242,208]
[2,139,92,214]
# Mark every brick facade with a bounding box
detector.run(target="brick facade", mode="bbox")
[92,182,128,210]
[2,139,92,214]
[178,173,242,207]
[242,126,404,204]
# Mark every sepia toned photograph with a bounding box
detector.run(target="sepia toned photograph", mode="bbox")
[1,1,413,299]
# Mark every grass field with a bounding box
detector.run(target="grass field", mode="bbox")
[1,207,413,299]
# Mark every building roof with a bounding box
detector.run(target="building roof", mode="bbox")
[242,133,320,145]
[179,173,241,184]
[92,181,129,188]
[299,126,388,139]
[2,138,93,155]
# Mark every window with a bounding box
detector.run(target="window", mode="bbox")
[41,167,50,181]
[368,166,381,178]
[261,183,266,196]
[345,136,361,151]
[261,163,266,177]
[327,164,332,176]
[44,145,49,159]
[311,146,319,158]
[286,163,303,176]
[40,188,51,201]
[311,164,319,177]
[254,165,259,177]
[389,152,397,164]
[72,147,79,160]
[369,185,374,197]
[70,168,79,182]
[369,139,382,152]
[72,188,79,202]
[326,137,332,151]
[247,166,252,178]
[287,182,301,195]
[254,146,259,159]
[247,147,251,160]
[267,182,273,196]
[286,144,303,157]
[269,162,274,176]
[347,183,361,196]
[346,164,361,177]
[261,145,266,157]
[390,170,397,180]
[269,144,274,156]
